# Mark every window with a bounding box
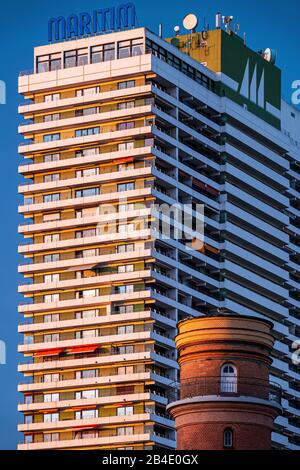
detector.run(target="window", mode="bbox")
[75,187,100,198]
[117,121,135,131]
[118,80,135,90]
[75,309,98,319]
[75,409,98,420]
[43,113,60,122]
[44,274,60,284]
[117,244,134,254]
[44,313,59,323]
[224,428,233,448]
[75,107,99,117]
[44,373,59,383]
[118,264,134,273]
[44,413,59,423]
[76,369,97,379]
[44,433,59,442]
[43,193,60,203]
[25,435,33,444]
[75,329,98,339]
[75,127,100,137]
[118,101,135,110]
[43,133,60,143]
[118,366,134,375]
[76,389,97,399]
[91,43,115,63]
[44,294,60,303]
[79,289,98,299]
[220,364,237,393]
[117,426,133,436]
[43,173,60,183]
[64,48,88,68]
[117,38,143,59]
[44,233,60,243]
[44,93,60,103]
[76,168,98,178]
[119,202,135,212]
[44,333,59,342]
[76,229,96,239]
[117,406,134,416]
[37,53,61,73]
[44,393,59,403]
[44,254,59,263]
[76,147,99,158]
[25,395,33,405]
[44,153,60,162]
[76,87,100,97]
[118,325,134,334]
[118,141,134,151]
[118,223,135,234]
[25,415,33,424]
[118,182,135,192]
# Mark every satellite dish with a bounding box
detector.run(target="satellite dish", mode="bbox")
[183,13,198,31]
[264,48,277,65]
[174,25,180,35]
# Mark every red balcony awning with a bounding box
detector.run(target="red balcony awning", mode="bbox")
[112,156,134,164]
[67,345,99,354]
[34,348,64,357]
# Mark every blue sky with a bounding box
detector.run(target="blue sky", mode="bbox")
[0,0,299,450]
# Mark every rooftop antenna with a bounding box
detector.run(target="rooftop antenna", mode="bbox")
[222,15,234,34]
[244,32,247,46]
[183,13,199,54]
[174,25,180,36]
[234,23,240,35]
[183,13,199,33]
[215,12,221,29]
[159,23,163,38]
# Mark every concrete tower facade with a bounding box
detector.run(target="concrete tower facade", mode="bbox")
[167,316,282,450]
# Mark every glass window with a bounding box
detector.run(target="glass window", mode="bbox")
[43,193,60,203]
[44,93,60,102]
[75,127,100,137]
[76,389,97,399]
[117,121,135,131]
[44,274,60,284]
[220,364,237,393]
[37,53,62,73]
[224,428,233,448]
[118,142,134,151]
[44,153,60,162]
[44,113,60,122]
[25,435,33,444]
[44,233,60,243]
[43,133,60,143]
[64,48,88,68]
[44,254,59,263]
[76,87,100,97]
[117,406,134,416]
[118,325,134,334]
[117,426,133,436]
[91,43,115,63]
[75,409,98,420]
[75,187,100,198]
[118,264,134,273]
[44,393,59,403]
[75,107,99,117]
[117,244,134,254]
[118,101,135,110]
[118,182,135,192]
[44,433,59,442]
[43,173,60,183]
[117,39,143,59]
[44,413,59,423]
[118,80,135,90]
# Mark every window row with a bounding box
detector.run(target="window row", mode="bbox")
[36,39,143,73]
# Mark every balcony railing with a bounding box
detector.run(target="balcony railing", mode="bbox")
[167,377,282,406]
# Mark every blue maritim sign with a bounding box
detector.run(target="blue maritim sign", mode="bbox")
[48,3,136,42]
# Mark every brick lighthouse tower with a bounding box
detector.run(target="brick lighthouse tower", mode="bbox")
[167,316,282,450]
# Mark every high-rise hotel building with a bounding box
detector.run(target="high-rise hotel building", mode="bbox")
[18,21,300,450]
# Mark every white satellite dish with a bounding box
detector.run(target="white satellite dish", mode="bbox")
[183,13,198,31]
[264,48,277,65]
[174,25,180,34]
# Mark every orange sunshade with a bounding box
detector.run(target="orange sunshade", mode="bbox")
[67,345,98,354]
[34,348,64,357]
[112,157,134,164]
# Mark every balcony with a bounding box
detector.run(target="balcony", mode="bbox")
[167,377,282,407]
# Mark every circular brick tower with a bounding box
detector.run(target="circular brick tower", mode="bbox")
[167,315,281,450]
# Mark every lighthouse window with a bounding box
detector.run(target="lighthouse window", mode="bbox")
[224,428,233,448]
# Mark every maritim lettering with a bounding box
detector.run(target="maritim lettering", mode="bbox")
[48,3,136,42]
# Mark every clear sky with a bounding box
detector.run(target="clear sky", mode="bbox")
[0,0,299,450]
